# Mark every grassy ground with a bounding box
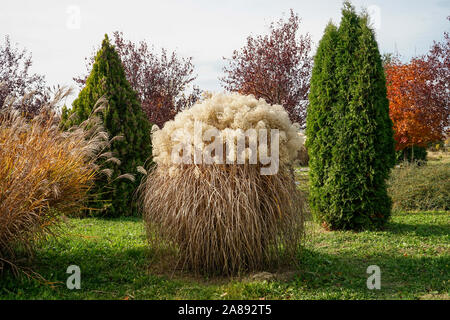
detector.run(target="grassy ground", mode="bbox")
[2,156,449,300]
[428,151,450,165]
[1,211,448,300]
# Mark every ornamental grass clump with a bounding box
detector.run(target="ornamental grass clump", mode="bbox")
[140,93,305,275]
[0,90,111,271]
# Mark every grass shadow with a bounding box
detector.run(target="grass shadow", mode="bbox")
[386,221,450,237]
[295,247,449,299]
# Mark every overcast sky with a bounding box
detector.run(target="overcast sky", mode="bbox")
[1,0,448,105]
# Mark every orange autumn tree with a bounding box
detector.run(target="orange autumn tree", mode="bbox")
[385,17,449,159]
[385,57,447,156]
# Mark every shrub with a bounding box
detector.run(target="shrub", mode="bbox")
[140,93,306,275]
[0,90,110,271]
[62,35,152,216]
[306,2,396,230]
[388,162,450,211]
[396,145,428,163]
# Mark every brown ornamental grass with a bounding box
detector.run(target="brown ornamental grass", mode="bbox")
[0,90,110,271]
[140,93,306,275]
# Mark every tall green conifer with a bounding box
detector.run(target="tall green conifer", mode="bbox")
[62,35,152,216]
[306,2,395,230]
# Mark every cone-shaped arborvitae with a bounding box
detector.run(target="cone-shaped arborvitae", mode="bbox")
[306,2,395,230]
[62,35,152,216]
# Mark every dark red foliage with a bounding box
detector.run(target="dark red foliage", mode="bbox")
[424,16,450,132]
[75,32,200,128]
[221,10,312,127]
[0,36,48,116]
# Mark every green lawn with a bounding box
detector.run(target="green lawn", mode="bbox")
[1,211,448,300]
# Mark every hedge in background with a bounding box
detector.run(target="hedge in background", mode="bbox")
[62,35,152,216]
[306,2,395,230]
[388,162,449,211]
